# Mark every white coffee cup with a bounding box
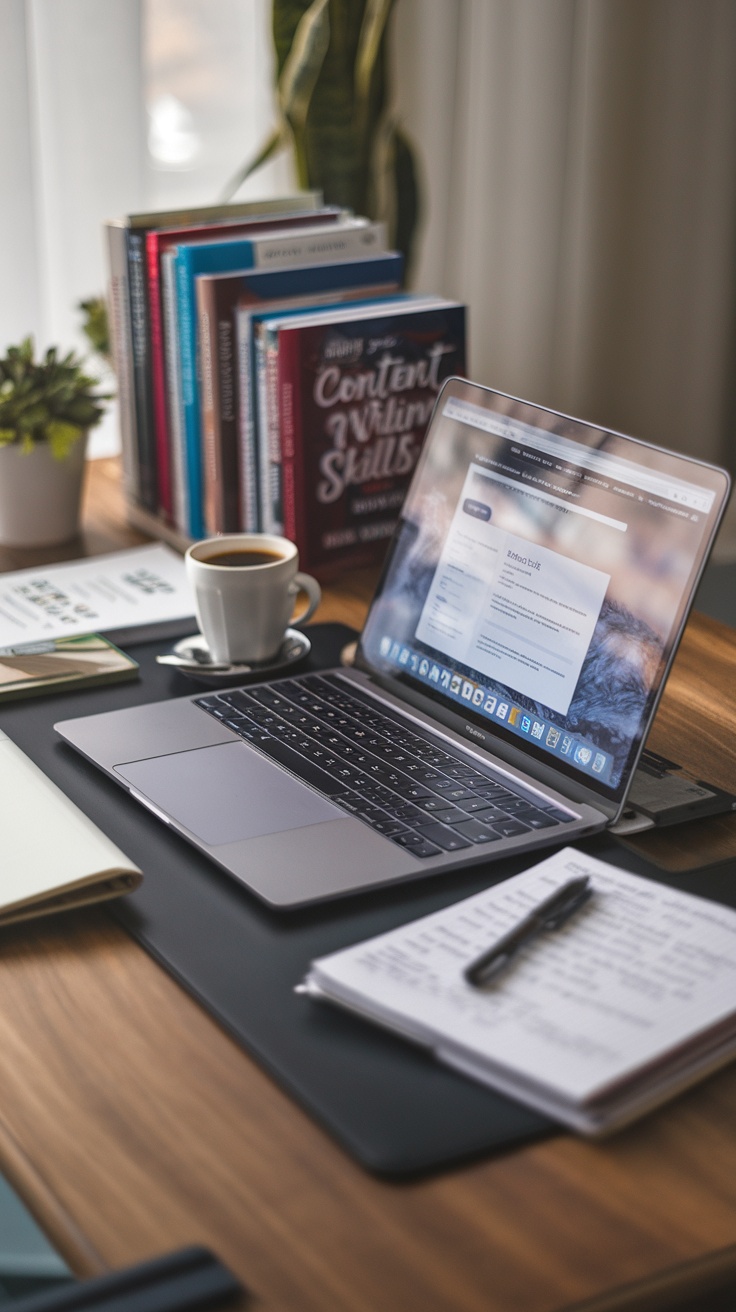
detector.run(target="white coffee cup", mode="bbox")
[185,534,321,664]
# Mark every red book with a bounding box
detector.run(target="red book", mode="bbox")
[274,300,467,576]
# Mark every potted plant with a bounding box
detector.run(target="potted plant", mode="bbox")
[0,337,109,547]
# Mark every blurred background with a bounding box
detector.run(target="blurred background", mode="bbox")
[1,0,733,556]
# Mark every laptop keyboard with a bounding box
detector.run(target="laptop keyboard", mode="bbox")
[194,673,575,859]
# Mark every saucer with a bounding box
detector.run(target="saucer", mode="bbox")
[157,628,311,684]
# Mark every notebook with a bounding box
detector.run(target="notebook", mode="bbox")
[0,730,141,924]
[54,378,730,909]
[299,847,736,1135]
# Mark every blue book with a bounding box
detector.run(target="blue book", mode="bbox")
[173,220,389,538]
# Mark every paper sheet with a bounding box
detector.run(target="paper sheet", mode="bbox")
[311,849,736,1105]
[0,544,194,646]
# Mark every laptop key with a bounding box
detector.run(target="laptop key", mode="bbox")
[388,802,425,822]
[502,797,543,815]
[452,818,504,844]
[473,784,518,803]
[514,807,561,829]
[410,822,471,851]
[542,806,576,822]
[371,818,410,836]
[458,796,498,814]
[254,738,347,795]
[391,833,442,858]
[415,807,468,828]
[493,818,532,838]
[419,796,464,816]
[393,781,434,800]
[431,783,477,801]
[332,792,363,813]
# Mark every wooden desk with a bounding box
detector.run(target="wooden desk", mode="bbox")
[0,459,735,1312]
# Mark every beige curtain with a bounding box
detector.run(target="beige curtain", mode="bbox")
[395,0,736,554]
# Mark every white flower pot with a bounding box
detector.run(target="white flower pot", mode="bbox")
[0,434,88,547]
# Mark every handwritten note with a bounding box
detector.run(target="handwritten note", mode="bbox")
[310,849,736,1108]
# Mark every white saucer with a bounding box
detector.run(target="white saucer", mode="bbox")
[157,628,311,683]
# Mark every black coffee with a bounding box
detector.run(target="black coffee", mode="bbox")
[206,548,284,567]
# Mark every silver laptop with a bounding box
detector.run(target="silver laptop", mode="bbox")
[56,379,730,908]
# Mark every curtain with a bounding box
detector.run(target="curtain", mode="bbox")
[396,0,736,554]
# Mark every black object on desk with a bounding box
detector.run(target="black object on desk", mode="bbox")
[8,1247,242,1312]
[3,623,734,1178]
[464,875,592,987]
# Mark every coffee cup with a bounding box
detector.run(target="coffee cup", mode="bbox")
[185,534,321,664]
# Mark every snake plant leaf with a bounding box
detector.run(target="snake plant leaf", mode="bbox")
[227,0,420,271]
[354,0,393,135]
[278,0,331,132]
[390,123,420,281]
[219,124,291,203]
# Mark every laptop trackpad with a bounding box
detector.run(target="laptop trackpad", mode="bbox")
[115,741,342,847]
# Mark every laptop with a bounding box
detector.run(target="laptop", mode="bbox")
[56,378,731,908]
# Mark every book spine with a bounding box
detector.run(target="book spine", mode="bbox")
[145,233,173,521]
[175,250,206,539]
[104,223,139,505]
[196,279,224,535]
[249,220,387,271]
[255,324,282,535]
[127,231,157,511]
[161,251,189,535]
[278,329,304,550]
[236,307,260,531]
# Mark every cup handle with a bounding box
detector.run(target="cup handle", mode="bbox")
[290,572,321,626]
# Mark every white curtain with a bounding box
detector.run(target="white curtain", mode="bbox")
[396,0,736,553]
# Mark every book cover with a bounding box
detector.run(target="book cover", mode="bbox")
[1,731,142,925]
[198,253,404,534]
[253,296,419,535]
[175,218,387,539]
[273,300,467,574]
[0,634,139,703]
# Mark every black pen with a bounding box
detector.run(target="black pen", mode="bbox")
[463,875,593,988]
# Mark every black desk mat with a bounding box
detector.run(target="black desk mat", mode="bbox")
[3,623,734,1177]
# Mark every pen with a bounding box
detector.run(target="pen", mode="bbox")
[463,875,593,988]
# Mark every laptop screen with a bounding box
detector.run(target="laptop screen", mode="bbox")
[358,378,730,803]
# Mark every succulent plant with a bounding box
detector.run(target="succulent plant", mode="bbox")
[0,337,109,460]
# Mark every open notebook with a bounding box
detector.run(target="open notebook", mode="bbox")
[1,730,141,925]
[300,848,736,1135]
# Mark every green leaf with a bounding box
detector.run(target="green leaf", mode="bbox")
[278,0,331,133]
[219,125,291,202]
[355,0,394,129]
[47,420,83,460]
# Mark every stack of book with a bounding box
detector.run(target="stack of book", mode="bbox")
[105,193,467,575]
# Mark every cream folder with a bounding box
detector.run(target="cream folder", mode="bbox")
[1,729,141,925]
